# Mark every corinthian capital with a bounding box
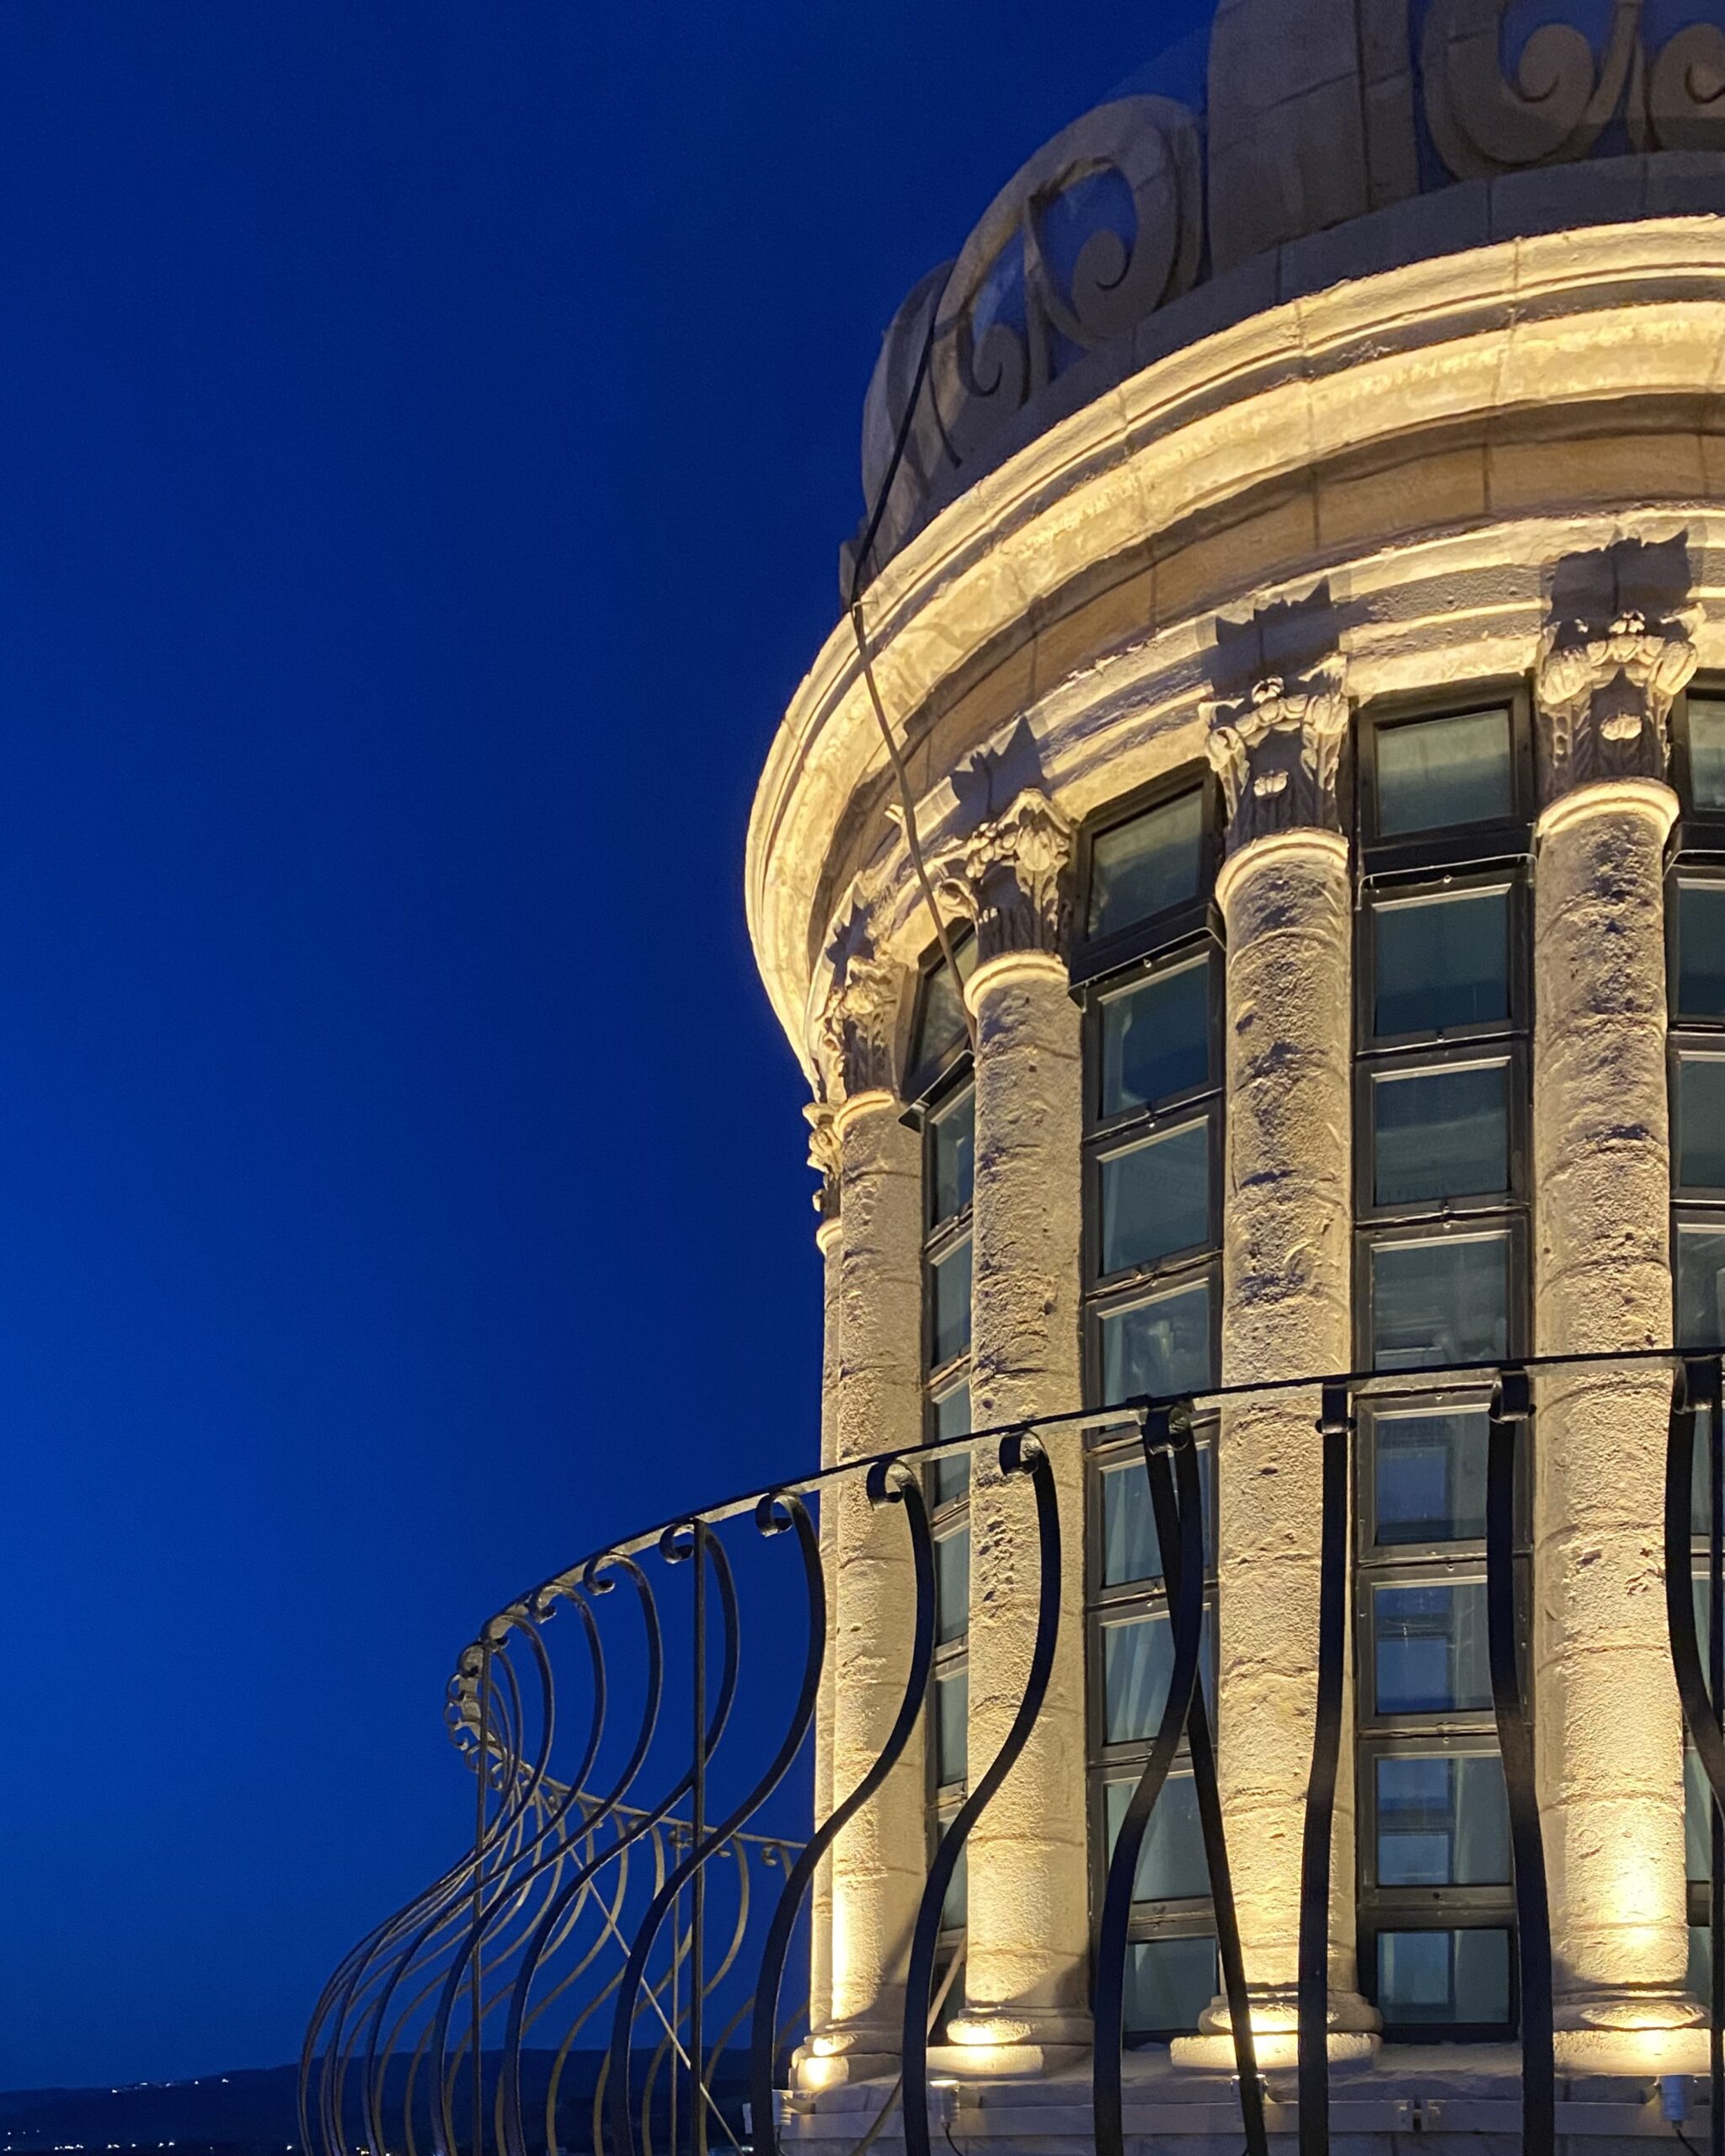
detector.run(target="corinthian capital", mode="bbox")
[812,952,903,1106]
[1204,659,1349,854]
[936,788,1076,967]
[804,1102,841,1222]
[1535,536,1699,803]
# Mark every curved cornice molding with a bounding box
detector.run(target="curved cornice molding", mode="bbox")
[747,216,1725,1070]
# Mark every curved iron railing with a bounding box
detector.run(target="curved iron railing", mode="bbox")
[304,1348,1725,2156]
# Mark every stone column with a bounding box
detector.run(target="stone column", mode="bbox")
[798,957,929,2089]
[1182,654,1375,2067]
[806,1105,842,2042]
[1531,549,1704,2067]
[937,790,1092,2073]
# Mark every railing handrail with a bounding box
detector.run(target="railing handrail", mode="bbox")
[449,1341,1706,1714]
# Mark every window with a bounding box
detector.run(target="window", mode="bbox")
[1079,785,1223,2039]
[912,942,976,1980]
[1353,696,1530,2036]
[907,931,977,1098]
[1090,1418,1220,2040]
[1356,1397,1518,2036]
[1671,841,1725,1351]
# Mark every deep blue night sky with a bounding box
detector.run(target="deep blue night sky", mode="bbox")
[0,1,1210,2090]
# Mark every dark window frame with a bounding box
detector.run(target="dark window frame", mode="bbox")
[1087,1102,1225,1294]
[1355,680,1535,873]
[1085,930,1226,1139]
[905,926,978,1104]
[1354,1039,1530,1228]
[1352,691,1535,2038]
[1355,864,1531,1056]
[1071,764,1222,987]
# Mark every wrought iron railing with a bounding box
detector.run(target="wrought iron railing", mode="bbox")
[302,1350,1725,2156]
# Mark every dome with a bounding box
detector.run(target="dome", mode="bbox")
[849,0,1725,591]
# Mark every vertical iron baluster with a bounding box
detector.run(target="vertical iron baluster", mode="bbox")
[1093,1404,1207,2156]
[691,1524,708,2156]
[1707,1355,1724,2156]
[902,1433,1060,2156]
[1298,1381,1350,2156]
[1159,1430,1267,2156]
[1486,1369,1551,2156]
[749,1462,934,2156]
[471,1640,492,2156]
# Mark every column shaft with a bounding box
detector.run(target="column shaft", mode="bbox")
[949,950,1089,2067]
[804,1095,927,2084]
[1532,778,1699,2058]
[1203,829,1371,2060]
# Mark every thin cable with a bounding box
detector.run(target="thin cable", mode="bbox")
[844,286,978,1057]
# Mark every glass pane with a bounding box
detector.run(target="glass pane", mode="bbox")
[1373,1582,1492,1714]
[1376,1753,1509,1886]
[1104,1772,1209,1903]
[1690,696,1725,813]
[1372,1062,1509,1208]
[1680,1057,1725,1192]
[1679,883,1725,1022]
[1101,1281,1214,1404]
[1103,1609,1215,1742]
[1101,957,1211,1118]
[930,1237,972,1369]
[1376,1930,1510,2026]
[1679,1225,1725,1352]
[1687,1749,1717,1883]
[1125,1935,1217,2036]
[1374,889,1510,1039]
[1691,1924,1712,2001]
[935,1669,967,1787]
[1101,1449,1213,1585]
[911,936,978,1078]
[1089,790,1204,941]
[930,1088,975,1225]
[1370,1233,1510,1372]
[1695,1401,1717,1539]
[936,1527,969,1645]
[932,1385,970,1508]
[1376,709,1514,835]
[1373,1409,1488,1544]
[1102,1119,1211,1277]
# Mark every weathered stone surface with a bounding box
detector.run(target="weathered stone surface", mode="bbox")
[1533,777,1700,2047]
[952,949,1089,2064]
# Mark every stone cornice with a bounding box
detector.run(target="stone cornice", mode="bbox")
[936,790,1076,967]
[747,222,1725,1065]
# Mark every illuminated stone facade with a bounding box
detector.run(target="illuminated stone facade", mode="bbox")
[748,0,1725,2141]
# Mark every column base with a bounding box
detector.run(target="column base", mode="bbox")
[793,2022,906,2091]
[1552,1986,1709,2073]
[936,2007,1092,2077]
[1173,1985,1381,2070]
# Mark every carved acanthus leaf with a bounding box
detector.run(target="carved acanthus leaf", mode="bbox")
[1204,659,1350,854]
[935,789,1076,967]
[1535,607,1699,800]
[812,953,903,1106]
[804,1102,841,1222]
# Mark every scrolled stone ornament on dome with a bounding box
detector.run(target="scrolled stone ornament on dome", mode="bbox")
[1423,0,1642,177]
[1637,19,1725,151]
[935,788,1077,967]
[811,950,903,1106]
[1204,661,1351,855]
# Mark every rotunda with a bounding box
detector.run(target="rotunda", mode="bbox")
[302,6,1725,2154]
[746,0,1725,2141]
